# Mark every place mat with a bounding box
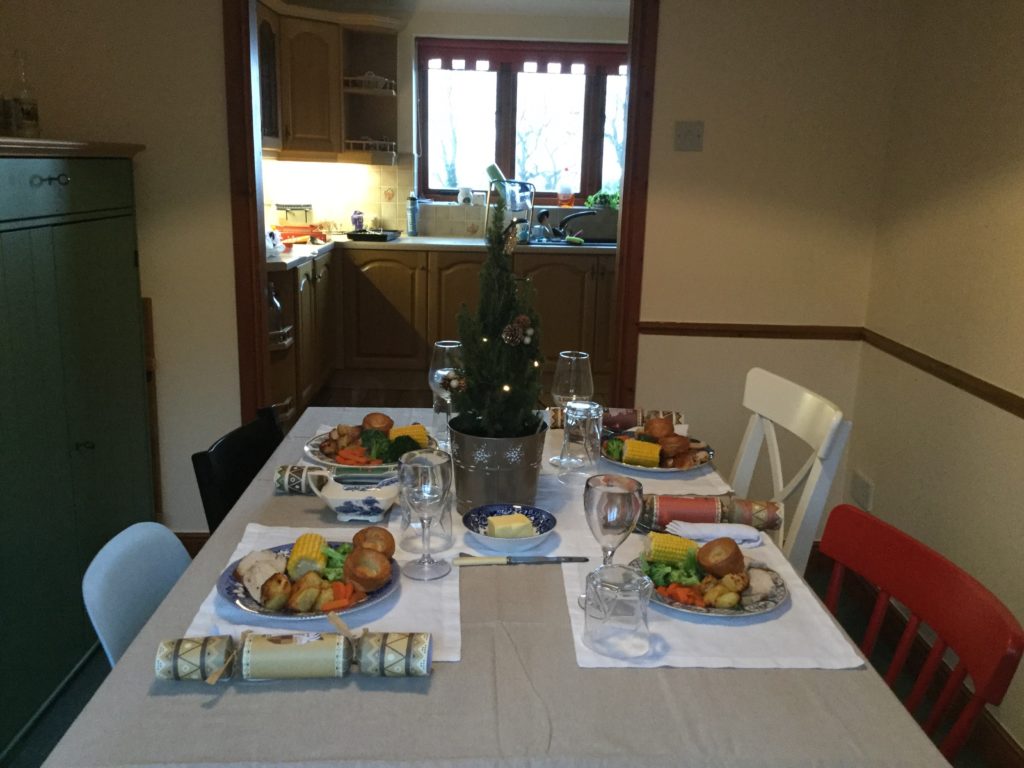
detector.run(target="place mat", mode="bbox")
[560,534,864,670]
[185,523,462,662]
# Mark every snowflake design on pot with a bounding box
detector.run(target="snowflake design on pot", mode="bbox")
[504,444,525,464]
[472,445,494,464]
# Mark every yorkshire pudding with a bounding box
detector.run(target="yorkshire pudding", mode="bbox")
[362,412,394,433]
[352,526,396,559]
[343,547,392,592]
[644,415,674,439]
[657,433,690,457]
[697,537,745,578]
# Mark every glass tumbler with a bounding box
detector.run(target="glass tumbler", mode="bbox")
[583,564,653,659]
[557,400,603,486]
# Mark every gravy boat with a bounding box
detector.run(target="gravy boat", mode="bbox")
[306,471,399,522]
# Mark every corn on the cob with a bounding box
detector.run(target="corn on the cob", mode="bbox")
[389,423,429,448]
[623,438,661,467]
[286,533,327,579]
[646,532,699,563]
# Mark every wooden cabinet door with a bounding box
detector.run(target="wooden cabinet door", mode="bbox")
[257,3,282,149]
[313,251,334,387]
[342,249,428,369]
[514,253,597,370]
[54,217,153,564]
[280,17,341,153]
[0,226,89,751]
[427,250,485,343]
[591,253,616,375]
[295,260,317,407]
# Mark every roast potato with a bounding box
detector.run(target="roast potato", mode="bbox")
[286,571,324,612]
[260,572,292,611]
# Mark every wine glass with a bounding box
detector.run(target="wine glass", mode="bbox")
[583,474,643,566]
[550,351,594,468]
[399,448,454,580]
[428,340,462,450]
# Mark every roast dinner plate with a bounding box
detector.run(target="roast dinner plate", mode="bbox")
[601,428,714,474]
[217,542,399,620]
[632,557,789,618]
[303,432,436,481]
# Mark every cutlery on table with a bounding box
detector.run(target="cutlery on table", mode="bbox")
[453,553,589,567]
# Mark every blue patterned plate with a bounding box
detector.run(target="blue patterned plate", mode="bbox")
[217,543,399,620]
[303,432,437,482]
[462,504,557,553]
[632,557,789,618]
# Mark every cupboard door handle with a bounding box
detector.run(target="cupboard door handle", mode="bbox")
[30,173,71,187]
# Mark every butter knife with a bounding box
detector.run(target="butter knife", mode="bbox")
[453,554,589,567]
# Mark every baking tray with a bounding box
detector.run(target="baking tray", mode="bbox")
[347,229,401,242]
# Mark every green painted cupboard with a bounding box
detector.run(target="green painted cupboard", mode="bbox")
[0,146,154,754]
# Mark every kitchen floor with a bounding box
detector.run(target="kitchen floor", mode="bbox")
[3,558,999,767]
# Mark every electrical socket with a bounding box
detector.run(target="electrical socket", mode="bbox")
[851,470,875,511]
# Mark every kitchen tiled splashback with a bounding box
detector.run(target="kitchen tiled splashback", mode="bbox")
[263,159,486,237]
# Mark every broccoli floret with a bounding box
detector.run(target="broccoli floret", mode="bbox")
[603,437,625,461]
[360,429,392,460]
[386,435,422,463]
[645,561,674,587]
[321,543,353,582]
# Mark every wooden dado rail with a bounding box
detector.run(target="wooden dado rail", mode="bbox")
[637,322,1024,421]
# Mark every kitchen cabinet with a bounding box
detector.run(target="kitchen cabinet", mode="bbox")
[514,251,616,403]
[427,250,486,342]
[341,29,398,164]
[279,17,342,154]
[342,249,428,370]
[267,249,333,423]
[256,2,282,149]
[0,150,153,753]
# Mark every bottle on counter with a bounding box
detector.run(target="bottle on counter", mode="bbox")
[556,167,574,207]
[12,50,39,138]
[405,191,419,236]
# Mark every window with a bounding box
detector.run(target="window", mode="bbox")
[417,38,627,201]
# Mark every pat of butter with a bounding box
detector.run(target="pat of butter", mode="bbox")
[485,513,535,538]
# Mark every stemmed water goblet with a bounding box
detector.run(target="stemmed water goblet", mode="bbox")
[583,474,644,565]
[549,351,594,468]
[428,340,462,450]
[399,448,453,580]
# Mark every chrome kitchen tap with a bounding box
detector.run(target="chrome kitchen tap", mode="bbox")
[548,208,597,239]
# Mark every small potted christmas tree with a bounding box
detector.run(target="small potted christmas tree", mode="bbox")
[447,195,548,511]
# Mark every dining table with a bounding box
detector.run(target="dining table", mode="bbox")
[43,406,949,768]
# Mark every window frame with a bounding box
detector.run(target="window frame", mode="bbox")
[415,37,627,204]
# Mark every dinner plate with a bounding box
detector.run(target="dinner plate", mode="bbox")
[601,428,714,474]
[631,557,789,618]
[217,543,399,620]
[303,432,436,481]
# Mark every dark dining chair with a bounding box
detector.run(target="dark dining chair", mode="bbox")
[191,407,283,533]
[819,504,1024,761]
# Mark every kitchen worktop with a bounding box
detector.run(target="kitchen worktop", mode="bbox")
[266,235,616,270]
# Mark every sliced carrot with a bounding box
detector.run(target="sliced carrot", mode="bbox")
[331,581,346,600]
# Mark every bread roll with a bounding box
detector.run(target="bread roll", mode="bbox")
[697,537,745,578]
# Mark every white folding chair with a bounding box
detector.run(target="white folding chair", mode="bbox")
[83,522,191,665]
[729,368,852,574]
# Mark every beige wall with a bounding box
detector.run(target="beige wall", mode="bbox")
[638,0,1024,745]
[1,1,240,532]
[854,0,1024,740]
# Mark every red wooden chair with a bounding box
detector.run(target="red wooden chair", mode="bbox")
[819,504,1023,761]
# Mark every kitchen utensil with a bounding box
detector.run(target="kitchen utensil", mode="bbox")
[453,554,589,566]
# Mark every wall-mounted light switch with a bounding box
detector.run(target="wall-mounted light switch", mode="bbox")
[674,120,704,152]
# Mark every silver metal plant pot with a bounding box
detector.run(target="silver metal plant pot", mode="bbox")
[449,423,548,513]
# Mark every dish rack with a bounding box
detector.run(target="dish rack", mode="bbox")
[482,179,536,237]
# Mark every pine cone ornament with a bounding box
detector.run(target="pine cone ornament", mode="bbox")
[513,314,531,328]
[439,370,466,393]
[501,323,524,345]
